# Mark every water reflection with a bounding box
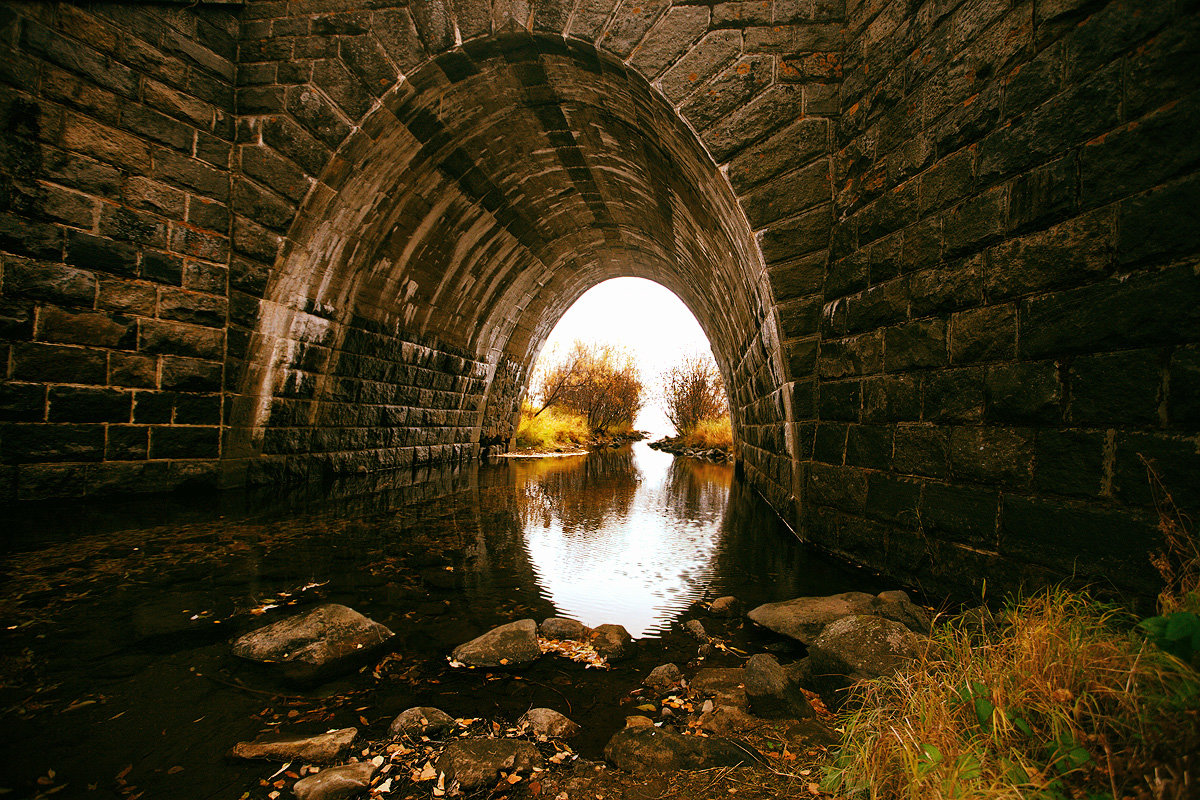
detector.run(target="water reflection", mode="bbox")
[513,444,734,636]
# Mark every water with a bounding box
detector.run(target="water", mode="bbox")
[0,443,883,799]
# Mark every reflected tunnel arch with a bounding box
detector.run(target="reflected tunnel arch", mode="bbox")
[225,32,795,513]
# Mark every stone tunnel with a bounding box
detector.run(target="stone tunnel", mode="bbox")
[0,0,1198,598]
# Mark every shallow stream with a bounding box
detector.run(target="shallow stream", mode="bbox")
[0,443,884,799]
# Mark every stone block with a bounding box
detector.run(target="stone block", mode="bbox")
[48,386,131,423]
[1117,173,1200,268]
[142,252,184,286]
[943,185,1006,257]
[1020,266,1200,358]
[949,304,1015,364]
[628,5,709,76]
[1008,156,1076,233]
[0,383,46,422]
[807,462,867,513]
[745,160,831,228]
[818,379,860,420]
[985,360,1061,424]
[67,230,138,278]
[846,280,908,333]
[1067,349,1163,426]
[702,84,805,163]
[105,424,149,460]
[138,319,224,359]
[161,356,223,392]
[149,425,220,459]
[865,472,921,527]
[311,58,372,120]
[910,258,983,317]
[813,422,847,464]
[883,318,946,371]
[1034,429,1104,498]
[921,482,999,547]
[133,391,174,424]
[37,305,135,348]
[846,424,891,469]
[1168,345,1200,425]
[3,258,96,306]
[893,425,949,478]
[949,426,1034,488]
[986,207,1116,300]
[679,55,773,131]
[861,374,920,422]
[1,422,105,463]
[924,367,985,422]
[759,206,831,264]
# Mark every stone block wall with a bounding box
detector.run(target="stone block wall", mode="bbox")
[0,2,238,500]
[800,0,1200,596]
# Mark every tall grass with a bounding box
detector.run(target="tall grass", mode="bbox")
[677,415,733,450]
[824,588,1199,800]
[513,405,589,450]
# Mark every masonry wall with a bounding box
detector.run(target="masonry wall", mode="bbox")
[802,0,1200,596]
[0,2,238,500]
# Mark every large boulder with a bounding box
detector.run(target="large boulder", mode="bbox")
[808,614,928,700]
[747,592,877,644]
[604,727,752,773]
[589,623,633,661]
[872,591,933,634]
[540,617,590,640]
[452,619,541,667]
[388,707,456,738]
[518,707,581,739]
[230,728,357,763]
[708,596,742,618]
[743,654,815,720]
[435,740,543,790]
[231,604,394,683]
[292,762,376,800]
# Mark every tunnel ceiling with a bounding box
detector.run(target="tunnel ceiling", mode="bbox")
[271,33,771,378]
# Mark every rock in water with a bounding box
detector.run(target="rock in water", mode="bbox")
[689,667,748,708]
[743,654,815,719]
[435,740,543,790]
[452,619,541,667]
[684,619,709,641]
[518,707,581,738]
[230,727,357,763]
[293,762,376,800]
[709,596,741,618]
[642,663,683,693]
[231,604,394,683]
[604,727,751,773]
[809,614,928,700]
[388,707,456,738]
[540,617,590,641]
[747,592,877,644]
[589,623,633,661]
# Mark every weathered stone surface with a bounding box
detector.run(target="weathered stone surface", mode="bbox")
[435,739,543,790]
[231,604,394,682]
[744,654,815,719]
[230,728,357,763]
[293,762,376,800]
[643,663,683,693]
[696,704,761,734]
[518,707,580,738]
[708,596,742,618]
[589,623,633,661]
[388,707,456,738]
[689,668,747,708]
[604,727,751,773]
[808,614,928,699]
[539,617,590,641]
[452,619,541,667]
[747,592,877,644]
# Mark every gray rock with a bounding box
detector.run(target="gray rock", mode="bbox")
[642,663,682,693]
[688,667,747,708]
[696,704,760,734]
[231,604,394,683]
[684,619,709,641]
[435,739,543,790]
[293,761,376,800]
[540,617,590,640]
[230,727,357,763]
[452,619,541,667]
[871,594,933,635]
[589,623,633,661]
[518,707,580,738]
[809,614,928,700]
[747,592,877,644]
[388,706,456,738]
[708,596,741,618]
[604,727,752,773]
[743,654,814,719]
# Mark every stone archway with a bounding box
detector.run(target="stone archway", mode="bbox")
[223,30,825,518]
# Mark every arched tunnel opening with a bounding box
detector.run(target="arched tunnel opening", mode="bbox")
[224,33,789,492]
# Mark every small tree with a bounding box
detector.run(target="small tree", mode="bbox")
[531,341,643,433]
[660,354,728,434]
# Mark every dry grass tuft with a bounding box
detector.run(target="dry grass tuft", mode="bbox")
[677,415,733,450]
[513,405,590,450]
[824,588,1199,800]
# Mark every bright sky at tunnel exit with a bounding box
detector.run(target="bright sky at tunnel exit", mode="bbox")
[535,278,717,438]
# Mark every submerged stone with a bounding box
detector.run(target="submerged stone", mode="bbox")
[452,619,541,667]
[540,617,590,641]
[604,727,751,773]
[435,739,543,790]
[231,604,394,683]
[709,596,742,617]
[230,727,357,763]
[747,592,877,644]
[388,706,456,738]
[589,623,633,661]
[643,662,683,693]
[292,761,376,800]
